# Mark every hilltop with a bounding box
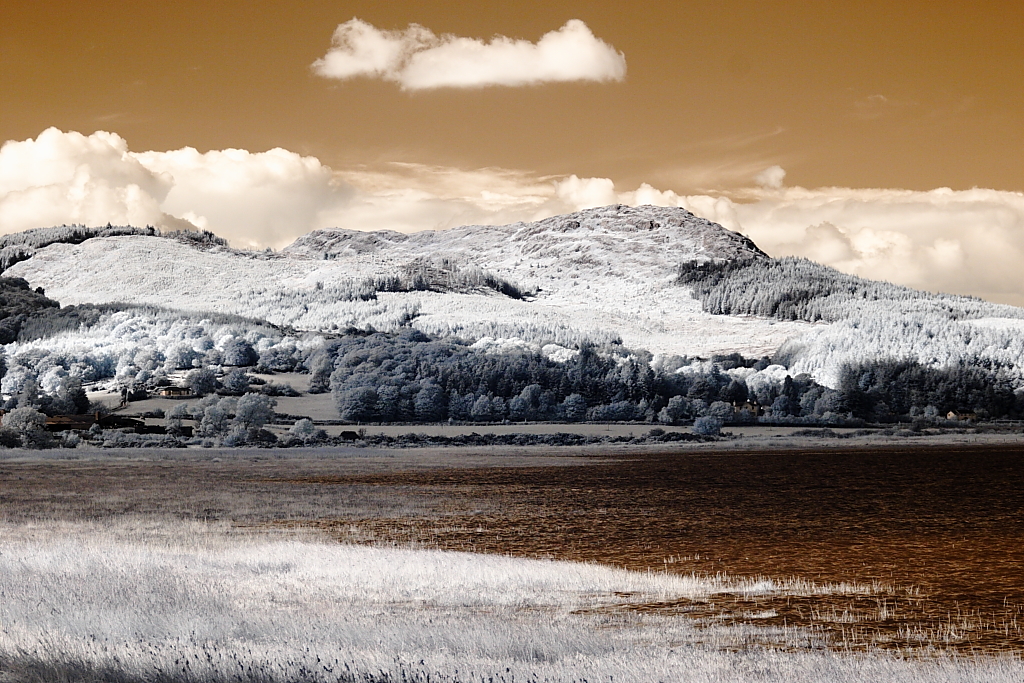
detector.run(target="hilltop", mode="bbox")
[2,204,1024,394]
[4,205,804,359]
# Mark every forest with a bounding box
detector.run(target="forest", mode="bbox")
[0,293,1022,448]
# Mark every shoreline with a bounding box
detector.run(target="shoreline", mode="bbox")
[3,435,1024,658]
[1,427,1021,463]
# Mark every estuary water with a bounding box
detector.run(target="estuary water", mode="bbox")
[338,444,1024,652]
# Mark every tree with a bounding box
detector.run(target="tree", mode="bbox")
[589,401,639,422]
[708,400,735,421]
[719,379,748,405]
[48,376,90,415]
[307,352,335,394]
[692,416,722,436]
[507,396,529,422]
[375,385,401,422]
[289,418,324,441]
[470,395,494,421]
[165,343,201,370]
[687,377,716,403]
[658,395,687,424]
[338,387,377,422]
[196,403,229,438]
[561,393,587,422]
[222,338,259,366]
[414,382,446,422]
[233,392,276,437]
[813,389,846,417]
[1,406,53,448]
[17,378,39,408]
[490,396,507,420]
[220,368,251,395]
[258,346,297,372]
[165,403,187,436]
[770,395,794,417]
[185,368,219,396]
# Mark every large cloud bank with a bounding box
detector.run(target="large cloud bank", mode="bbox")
[312,19,626,90]
[701,185,1024,306]
[2,128,1024,306]
[0,128,350,247]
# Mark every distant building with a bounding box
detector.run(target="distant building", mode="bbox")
[43,412,167,434]
[734,401,763,416]
[158,387,194,398]
[44,413,100,431]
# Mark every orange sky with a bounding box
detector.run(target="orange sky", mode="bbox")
[3,0,1022,193]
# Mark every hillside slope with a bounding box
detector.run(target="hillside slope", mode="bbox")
[6,204,1024,390]
[6,205,807,359]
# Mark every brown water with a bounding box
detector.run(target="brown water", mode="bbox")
[296,445,1024,653]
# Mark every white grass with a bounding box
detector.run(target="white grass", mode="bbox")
[1,522,1021,682]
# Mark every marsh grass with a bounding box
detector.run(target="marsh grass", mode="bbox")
[1,521,1023,683]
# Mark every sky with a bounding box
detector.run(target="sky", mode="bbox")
[2,0,1024,305]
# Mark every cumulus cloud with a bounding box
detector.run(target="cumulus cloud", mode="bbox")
[133,146,352,247]
[312,19,626,90]
[0,128,361,248]
[718,185,1024,306]
[4,129,1024,307]
[0,128,567,248]
[545,173,1024,306]
[0,128,172,231]
[754,165,786,189]
[555,175,617,209]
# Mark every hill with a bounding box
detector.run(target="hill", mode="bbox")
[4,205,806,359]
[2,204,1024,396]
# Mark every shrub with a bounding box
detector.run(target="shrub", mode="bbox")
[0,407,53,448]
[692,416,723,436]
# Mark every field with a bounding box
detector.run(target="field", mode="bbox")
[2,445,1024,682]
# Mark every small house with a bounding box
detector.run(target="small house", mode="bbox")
[158,386,194,398]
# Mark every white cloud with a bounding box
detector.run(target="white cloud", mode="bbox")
[0,128,359,249]
[754,165,786,189]
[312,19,626,90]
[0,128,172,231]
[310,19,429,81]
[0,129,568,248]
[555,175,617,209]
[133,146,352,248]
[3,129,1024,307]
[719,185,1024,305]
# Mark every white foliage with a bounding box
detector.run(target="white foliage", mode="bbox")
[1,307,323,397]
[6,206,807,360]
[5,204,1024,390]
